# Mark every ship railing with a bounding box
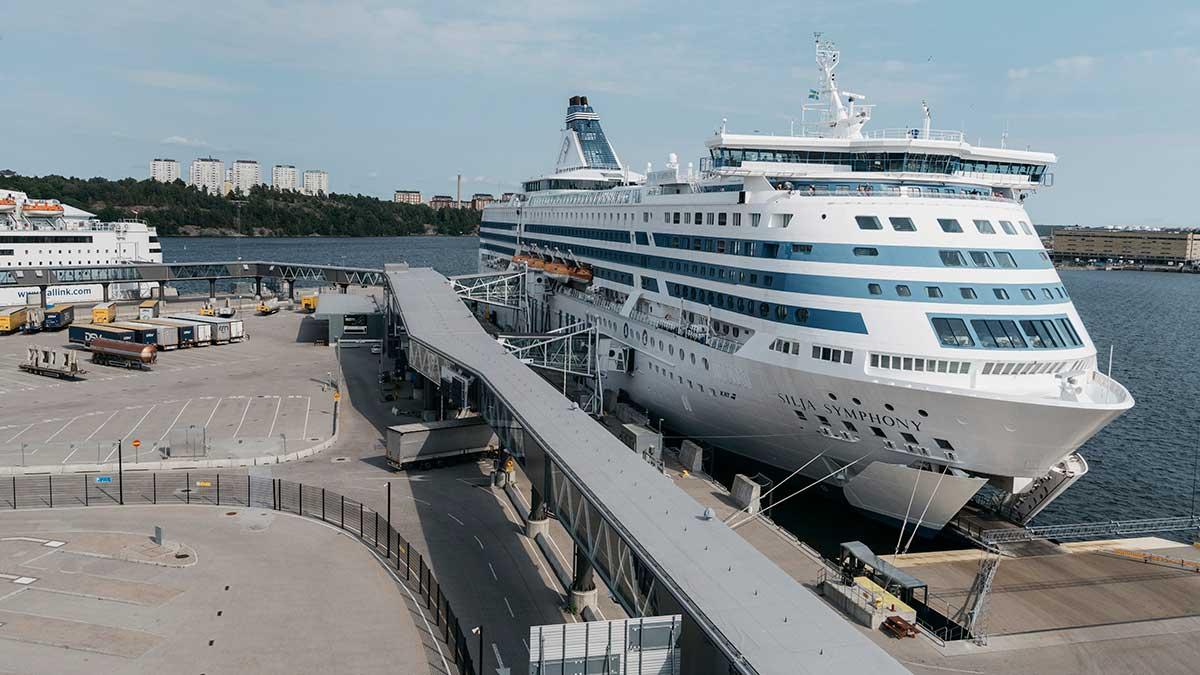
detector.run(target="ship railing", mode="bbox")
[862,128,966,142]
[556,285,624,314]
[557,286,740,354]
[1082,369,1132,405]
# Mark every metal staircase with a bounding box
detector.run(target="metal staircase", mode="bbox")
[998,452,1088,525]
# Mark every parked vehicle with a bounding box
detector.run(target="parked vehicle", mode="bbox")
[0,306,29,333]
[139,317,202,346]
[20,345,85,379]
[111,321,177,350]
[301,295,319,313]
[385,417,497,470]
[138,300,161,320]
[21,307,44,333]
[92,301,118,324]
[68,323,137,345]
[44,305,75,330]
[87,337,156,369]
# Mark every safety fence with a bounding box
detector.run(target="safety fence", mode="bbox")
[0,471,476,675]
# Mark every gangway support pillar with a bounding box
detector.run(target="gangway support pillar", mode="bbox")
[255,276,263,299]
[526,487,549,538]
[38,286,47,309]
[208,279,216,299]
[103,283,110,302]
[570,544,599,616]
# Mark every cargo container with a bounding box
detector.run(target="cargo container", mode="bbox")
[138,317,203,346]
[172,313,232,343]
[44,305,75,330]
[69,323,137,345]
[88,337,156,369]
[173,314,243,342]
[138,300,161,320]
[385,417,497,470]
[0,306,30,333]
[21,307,44,333]
[92,302,118,324]
[100,321,158,346]
[111,321,177,350]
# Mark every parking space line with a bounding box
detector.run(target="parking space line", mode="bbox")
[44,416,81,443]
[84,410,120,442]
[159,399,191,442]
[232,398,252,438]
[122,405,156,442]
[5,424,34,444]
[266,396,282,438]
[302,396,311,439]
[204,398,224,429]
[61,446,80,464]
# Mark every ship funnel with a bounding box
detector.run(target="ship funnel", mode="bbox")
[580,95,589,105]
[569,96,580,106]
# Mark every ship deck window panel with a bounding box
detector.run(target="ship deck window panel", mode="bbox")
[974,219,996,234]
[969,251,995,268]
[901,432,919,445]
[853,247,879,257]
[994,251,1018,268]
[718,213,728,226]
[889,217,917,232]
[999,220,1018,235]
[926,286,943,298]
[960,287,977,300]
[939,250,967,267]
[868,283,882,295]
[855,215,883,230]
[938,218,963,233]
[896,284,912,297]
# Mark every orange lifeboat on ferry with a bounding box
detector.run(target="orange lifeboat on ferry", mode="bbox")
[0,197,16,214]
[21,200,64,217]
[512,253,547,270]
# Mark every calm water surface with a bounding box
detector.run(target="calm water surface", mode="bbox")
[163,238,1199,545]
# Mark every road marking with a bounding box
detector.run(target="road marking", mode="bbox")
[446,513,464,526]
[503,597,515,618]
[122,405,156,442]
[203,398,223,429]
[488,562,498,580]
[266,395,283,438]
[159,399,192,441]
[84,410,120,442]
[61,446,80,464]
[301,396,311,439]
[232,398,252,438]
[492,643,506,672]
[5,424,34,444]
[474,535,484,550]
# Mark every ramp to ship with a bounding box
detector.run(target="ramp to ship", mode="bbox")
[385,265,905,675]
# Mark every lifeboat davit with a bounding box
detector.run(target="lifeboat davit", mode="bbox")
[513,253,547,270]
[22,201,64,218]
[0,198,16,214]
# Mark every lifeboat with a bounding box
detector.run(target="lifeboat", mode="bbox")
[543,261,572,283]
[21,200,64,218]
[512,253,547,270]
[0,198,16,214]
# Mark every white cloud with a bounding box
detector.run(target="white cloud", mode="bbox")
[1007,55,1098,81]
[161,135,213,148]
[124,68,245,93]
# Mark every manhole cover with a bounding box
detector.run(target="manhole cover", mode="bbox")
[331,457,349,463]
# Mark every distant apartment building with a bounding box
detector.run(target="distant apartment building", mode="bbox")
[393,190,422,205]
[429,195,455,209]
[303,170,328,196]
[469,193,494,210]
[500,192,515,202]
[231,160,261,195]
[1052,227,1200,264]
[150,158,180,183]
[189,157,224,194]
[272,164,298,191]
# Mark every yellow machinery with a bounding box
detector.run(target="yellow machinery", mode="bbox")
[0,306,29,333]
[198,304,216,317]
[300,295,318,313]
[256,299,280,315]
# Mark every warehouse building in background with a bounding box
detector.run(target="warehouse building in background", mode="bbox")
[1052,227,1200,265]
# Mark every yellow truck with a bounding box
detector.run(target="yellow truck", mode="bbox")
[300,295,319,313]
[91,302,118,324]
[0,306,29,333]
[256,299,280,315]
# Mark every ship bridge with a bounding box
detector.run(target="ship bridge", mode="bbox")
[384,264,904,675]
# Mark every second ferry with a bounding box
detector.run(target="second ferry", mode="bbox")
[480,36,1133,533]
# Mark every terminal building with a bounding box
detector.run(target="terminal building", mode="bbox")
[1052,227,1200,264]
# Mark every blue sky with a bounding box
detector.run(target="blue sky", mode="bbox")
[3,1,1197,225]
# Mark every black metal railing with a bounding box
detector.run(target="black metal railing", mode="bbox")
[2,471,476,675]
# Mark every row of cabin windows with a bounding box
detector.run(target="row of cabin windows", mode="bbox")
[666,281,810,323]
[868,282,1068,301]
[793,408,958,458]
[525,224,631,243]
[593,267,633,286]
[931,316,1083,349]
[857,216,1034,237]
[657,211,796,229]
[870,352,972,375]
[981,359,1082,376]
[767,339,854,365]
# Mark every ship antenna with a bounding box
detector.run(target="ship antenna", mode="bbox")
[922,100,932,139]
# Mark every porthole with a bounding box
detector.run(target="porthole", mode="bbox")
[821,214,827,220]
[918,409,928,417]
[690,354,696,365]
[669,344,675,356]
[794,308,809,323]
[702,358,709,370]
[852,398,861,405]
[884,403,895,411]
[828,393,837,401]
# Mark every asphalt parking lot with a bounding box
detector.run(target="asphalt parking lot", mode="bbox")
[0,301,337,469]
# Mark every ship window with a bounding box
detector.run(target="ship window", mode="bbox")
[718,213,728,226]
[994,288,1009,300]
[999,220,1017,235]
[706,213,714,225]
[818,415,831,426]
[843,421,858,433]
[994,251,1017,268]
[734,213,743,226]
[684,212,692,224]
[896,284,912,297]
[694,212,702,224]
[663,212,669,223]
[643,212,649,222]
[853,247,879,257]
[938,218,963,233]
[973,219,996,234]
[932,317,974,347]
[795,307,809,323]
[855,215,883,230]
[794,410,808,421]
[1021,288,1035,300]
[969,251,995,267]
[1019,221,1033,235]
[939,250,966,266]
[871,426,887,438]
[926,286,943,298]
[889,217,916,232]
[935,438,955,450]
[868,283,882,295]
[750,213,761,227]
[673,212,681,224]
[901,432,918,444]
[960,287,977,299]
[792,243,812,254]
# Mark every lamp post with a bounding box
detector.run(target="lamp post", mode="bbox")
[471,625,484,673]
[117,439,124,505]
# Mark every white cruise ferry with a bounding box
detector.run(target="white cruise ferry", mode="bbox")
[479,38,1133,534]
[0,189,162,305]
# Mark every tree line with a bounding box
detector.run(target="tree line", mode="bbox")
[0,173,481,237]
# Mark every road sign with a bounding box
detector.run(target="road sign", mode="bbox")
[196,480,212,487]
[333,390,341,402]
[131,439,141,448]
[95,476,112,484]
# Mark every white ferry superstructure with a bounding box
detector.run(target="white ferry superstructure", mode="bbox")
[479,38,1133,533]
[0,189,162,305]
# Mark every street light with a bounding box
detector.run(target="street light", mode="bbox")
[471,625,484,673]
